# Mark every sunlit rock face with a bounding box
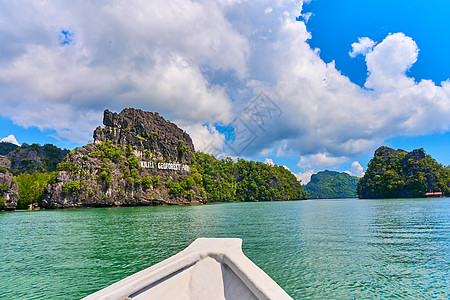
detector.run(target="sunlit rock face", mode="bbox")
[42,109,202,209]
[94,108,194,163]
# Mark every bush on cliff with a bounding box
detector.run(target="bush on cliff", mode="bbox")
[15,171,57,209]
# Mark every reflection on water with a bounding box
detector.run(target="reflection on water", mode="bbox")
[1,198,449,299]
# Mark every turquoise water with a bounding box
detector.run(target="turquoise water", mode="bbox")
[1,198,449,299]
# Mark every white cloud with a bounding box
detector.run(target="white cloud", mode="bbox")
[298,153,348,170]
[239,17,450,165]
[294,170,314,184]
[349,37,375,58]
[265,7,273,14]
[345,161,365,177]
[264,158,275,166]
[184,124,225,156]
[0,134,20,146]
[0,0,246,144]
[1,0,450,175]
[302,12,313,23]
[365,33,418,91]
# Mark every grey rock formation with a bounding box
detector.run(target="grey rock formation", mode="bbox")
[94,108,194,163]
[0,155,19,211]
[42,108,203,209]
[0,155,11,170]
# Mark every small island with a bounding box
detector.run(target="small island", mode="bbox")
[304,170,359,199]
[357,146,450,198]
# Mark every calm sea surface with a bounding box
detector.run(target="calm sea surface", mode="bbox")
[1,198,449,299]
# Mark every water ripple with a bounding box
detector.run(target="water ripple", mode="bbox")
[1,198,449,299]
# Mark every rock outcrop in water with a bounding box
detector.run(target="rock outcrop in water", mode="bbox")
[304,170,359,199]
[42,108,202,208]
[357,146,450,198]
[0,155,19,211]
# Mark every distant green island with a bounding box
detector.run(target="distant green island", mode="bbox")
[358,146,450,198]
[304,170,359,199]
[1,108,305,211]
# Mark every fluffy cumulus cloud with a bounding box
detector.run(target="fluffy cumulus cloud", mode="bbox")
[345,161,365,177]
[1,0,450,171]
[349,37,375,58]
[0,134,20,146]
[264,158,275,166]
[0,0,246,144]
[294,170,314,185]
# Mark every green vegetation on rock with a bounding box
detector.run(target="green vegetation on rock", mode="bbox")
[304,170,359,199]
[0,142,19,156]
[6,143,68,175]
[14,171,57,209]
[358,146,450,198]
[63,181,81,194]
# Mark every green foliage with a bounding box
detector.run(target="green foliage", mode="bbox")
[99,141,124,162]
[29,143,41,152]
[98,171,112,188]
[166,180,184,198]
[358,147,450,198]
[177,140,189,153]
[151,175,161,188]
[304,170,359,199]
[129,168,142,185]
[126,144,133,156]
[63,181,81,194]
[181,176,194,190]
[0,142,19,155]
[127,155,140,170]
[150,132,158,141]
[0,183,8,193]
[20,158,34,172]
[141,175,161,190]
[15,172,58,208]
[57,161,80,173]
[41,144,68,172]
[141,176,152,190]
[191,152,305,202]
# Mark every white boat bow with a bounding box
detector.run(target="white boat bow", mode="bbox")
[82,238,292,300]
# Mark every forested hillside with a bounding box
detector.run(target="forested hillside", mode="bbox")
[191,153,306,202]
[304,170,359,199]
[358,147,450,198]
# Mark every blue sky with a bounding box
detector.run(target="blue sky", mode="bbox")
[0,0,449,183]
[302,0,450,170]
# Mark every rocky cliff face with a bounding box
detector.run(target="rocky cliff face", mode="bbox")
[42,108,202,209]
[0,156,19,211]
[6,143,68,174]
[93,108,194,163]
